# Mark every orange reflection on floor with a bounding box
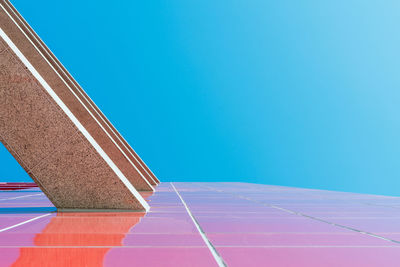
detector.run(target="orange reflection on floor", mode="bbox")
[12,212,145,267]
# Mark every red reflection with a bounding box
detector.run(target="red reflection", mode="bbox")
[0,182,37,191]
[11,212,145,267]
[140,192,155,201]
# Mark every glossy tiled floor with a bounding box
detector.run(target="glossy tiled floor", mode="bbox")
[1,183,400,266]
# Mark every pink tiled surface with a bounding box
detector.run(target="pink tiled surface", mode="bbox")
[1,182,400,266]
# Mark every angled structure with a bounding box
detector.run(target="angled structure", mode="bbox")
[0,0,159,210]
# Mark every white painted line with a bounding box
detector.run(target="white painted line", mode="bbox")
[1,1,158,187]
[235,194,400,244]
[0,193,43,201]
[0,213,51,233]
[0,27,149,211]
[0,245,397,248]
[171,183,226,267]
[203,182,400,246]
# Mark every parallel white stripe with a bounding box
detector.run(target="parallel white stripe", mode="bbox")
[171,183,226,267]
[0,245,396,248]
[2,0,158,186]
[0,193,43,201]
[0,27,149,211]
[203,184,400,246]
[0,213,51,233]
[0,2,154,190]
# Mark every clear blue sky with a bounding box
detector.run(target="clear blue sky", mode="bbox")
[2,0,400,196]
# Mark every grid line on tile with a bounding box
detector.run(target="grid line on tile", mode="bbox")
[171,182,227,267]
[0,213,51,233]
[202,184,400,245]
[0,193,43,201]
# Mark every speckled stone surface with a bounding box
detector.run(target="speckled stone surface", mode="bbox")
[0,41,77,170]
[0,0,154,210]
[0,0,155,192]
[30,132,145,210]
[0,0,159,187]
[0,40,146,210]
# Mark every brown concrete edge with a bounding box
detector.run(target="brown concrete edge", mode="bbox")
[2,0,160,186]
[0,39,148,211]
[0,1,155,191]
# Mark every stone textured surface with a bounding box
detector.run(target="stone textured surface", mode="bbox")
[30,132,145,210]
[0,0,153,210]
[0,0,155,192]
[0,40,77,170]
[0,40,146,210]
[0,0,159,187]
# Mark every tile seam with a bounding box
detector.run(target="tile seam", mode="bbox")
[171,182,227,267]
[0,213,51,233]
[0,245,397,248]
[201,184,400,246]
[0,193,43,201]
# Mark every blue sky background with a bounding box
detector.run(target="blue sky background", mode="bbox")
[2,0,400,196]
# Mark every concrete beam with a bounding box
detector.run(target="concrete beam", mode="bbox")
[0,0,155,210]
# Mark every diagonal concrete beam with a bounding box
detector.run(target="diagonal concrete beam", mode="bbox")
[1,0,160,186]
[0,0,156,210]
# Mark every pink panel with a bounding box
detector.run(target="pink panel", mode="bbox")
[104,248,218,267]
[208,233,396,246]
[1,182,400,266]
[217,247,400,267]
[123,234,204,246]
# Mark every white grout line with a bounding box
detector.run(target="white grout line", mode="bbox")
[171,183,226,267]
[0,245,397,248]
[201,184,400,246]
[236,195,400,244]
[2,0,158,186]
[0,26,149,211]
[0,193,43,201]
[0,213,51,233]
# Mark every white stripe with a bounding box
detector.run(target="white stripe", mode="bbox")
[0,193,43,201]
[1,1,158,187]
[0,213,51,233]
[171,183,226,267]
[0,2,154,190]
[0,245,396,248]
[0,28,149,211]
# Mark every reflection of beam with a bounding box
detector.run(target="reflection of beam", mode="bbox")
[0,182,37,191]
[0,0,155,210]
[1,0,159,187]
[11,212,145,266]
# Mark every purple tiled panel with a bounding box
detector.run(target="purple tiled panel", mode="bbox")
[1,182,400,266]
[172,182,400,267]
